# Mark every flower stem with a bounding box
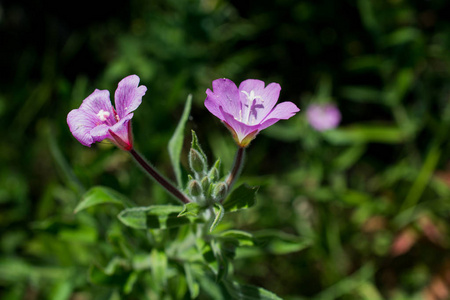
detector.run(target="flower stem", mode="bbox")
[129,149,191,204]
[225,146,245,190]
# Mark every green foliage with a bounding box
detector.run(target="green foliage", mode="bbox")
[223,184,258,212]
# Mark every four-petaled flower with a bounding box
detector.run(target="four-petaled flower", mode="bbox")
[67,75,147,151]
[306,103,341,131]
[205,78,300,147]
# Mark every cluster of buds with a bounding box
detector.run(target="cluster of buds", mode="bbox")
[186,131,228,205]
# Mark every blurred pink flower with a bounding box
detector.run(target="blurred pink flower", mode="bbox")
[205,78,300,147]
[306,103,341,131]
[67,75,147,151]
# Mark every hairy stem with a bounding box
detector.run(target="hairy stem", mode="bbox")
[129,149,191,204]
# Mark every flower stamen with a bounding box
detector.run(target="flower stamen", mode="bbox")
[97,109,110,122]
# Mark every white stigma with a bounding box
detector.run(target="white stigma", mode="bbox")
[97,109,110,121]
[239,90,264,125]
[241,90,262,103]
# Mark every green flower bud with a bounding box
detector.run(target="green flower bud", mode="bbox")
[189,148,207,174]
[187,179,203,197]
[200,176,210,195]
[213,182,228,201]
[208,159,221,182]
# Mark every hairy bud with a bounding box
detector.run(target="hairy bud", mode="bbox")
[187,179,203,197]
[189,148,207,174]
[213,182,228,201]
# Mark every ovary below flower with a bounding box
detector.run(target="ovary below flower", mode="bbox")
[205,78,300,147]
[67,75,147,151]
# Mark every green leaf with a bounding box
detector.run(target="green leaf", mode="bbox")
[218,230,254,247]
[184,263,200,299]
[322,124,405,145]
[223,280,283,300]
[117,205,191,230]
[210,203,224,232]
[123,272,138,294]
[151,249,167,292]
[223,184,258,212]
[74,186,131,213]
[211,239,228,281]
[253,230,312,255]
[168,94,192,187]
[178,202,203,217]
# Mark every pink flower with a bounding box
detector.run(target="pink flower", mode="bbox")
[205,78,300,147]
[67,75,147,151]
[306,103,341,131]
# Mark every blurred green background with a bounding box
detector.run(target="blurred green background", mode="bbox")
[2,0,450,299]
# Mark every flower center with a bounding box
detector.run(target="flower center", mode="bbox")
[238,90,264,125]
[97,109,110,121]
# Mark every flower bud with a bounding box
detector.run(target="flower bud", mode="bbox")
[213,182,228,201]
[187,179,203,197]
[189,148,207,174]
[200,176,210,195]
[208,159,221,182]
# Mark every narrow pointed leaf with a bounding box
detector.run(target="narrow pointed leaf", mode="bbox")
[168,94,192,187]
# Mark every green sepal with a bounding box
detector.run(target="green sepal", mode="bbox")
[191,130,208,167]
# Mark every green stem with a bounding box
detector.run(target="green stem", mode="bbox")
[129,149,191,204]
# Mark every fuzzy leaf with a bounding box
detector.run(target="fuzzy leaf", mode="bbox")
[117,205,190,230]
[168,94,192,187]
[223,184,258,212]
[178,202,203,217]
[210,203,224,232]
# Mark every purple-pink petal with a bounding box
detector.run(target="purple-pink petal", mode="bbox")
[258,102,300,131]
[67,75,147,149]
[205,78,241,119]
[67,109,97,146]
[67,89,115,147]
[204,78,300,147]
[114,75,147,118]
